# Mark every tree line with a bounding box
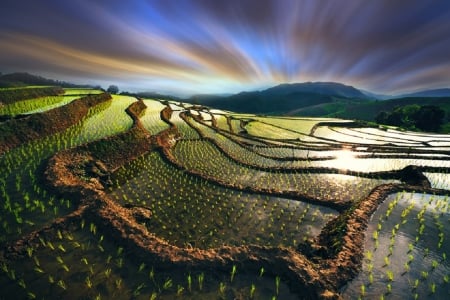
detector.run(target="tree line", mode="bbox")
[375,104,446,132]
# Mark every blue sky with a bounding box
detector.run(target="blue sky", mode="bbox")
[1,0,450,96]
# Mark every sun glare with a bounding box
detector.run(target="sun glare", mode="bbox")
[334,148,356,170]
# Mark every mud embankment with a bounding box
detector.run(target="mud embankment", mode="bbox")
[0,93,112,154]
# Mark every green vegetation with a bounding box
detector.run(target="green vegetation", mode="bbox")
[376,104,446,132]
[0,86,63,105]
[0,87,449,299]
[63,88,103,95]
[331,97,450,133]
[0,95,80,116]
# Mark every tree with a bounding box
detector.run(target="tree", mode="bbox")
[413,105,445,132]
[385,108,404,127]
[107,85,119,94]
[375,111,389,124]
[375,104,445,132]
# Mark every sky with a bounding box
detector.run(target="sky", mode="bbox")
[1,0,450,96]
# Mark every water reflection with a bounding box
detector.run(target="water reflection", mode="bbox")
[341,193,450,299]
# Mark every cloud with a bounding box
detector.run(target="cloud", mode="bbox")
[1,0,450,95]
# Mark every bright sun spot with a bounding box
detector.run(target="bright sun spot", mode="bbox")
[334,148,356,170]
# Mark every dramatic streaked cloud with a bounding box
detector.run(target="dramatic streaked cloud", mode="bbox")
[1,0,449,96]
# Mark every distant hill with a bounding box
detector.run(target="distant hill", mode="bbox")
[0,72,100,89]
[396,88,450,98]
[263,82,368,98]
[191,81,449,133]
[359,89,391,100]
[192,82,370,114]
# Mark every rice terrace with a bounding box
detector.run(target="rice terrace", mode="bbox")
[0,85,449,299]
[2,1,450,299]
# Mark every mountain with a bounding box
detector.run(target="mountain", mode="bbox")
[359,89,391,100]
[193,82,370,114]
[263,82,368,98]
[397,88,450,98]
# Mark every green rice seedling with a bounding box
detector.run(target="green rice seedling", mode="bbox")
[138,262,146,273]
[18,278,26,289]
[431,260,438,270]
[85,276,93,289]
[58,244,66,253]
[90,223,97,235]
[133,283,146,297]
[7,268,16,280]
[115,278,122,290]
[421,271,429,280]
[411,279,420,290]
[230,265,237,283]
[32,256,40,267]
[383,256,390,267]
[104,268,112,278]
[372,231,379,241]
[173,284,183,297]
[430,283,436,294]
[162,278,173,290]
[386,270,394,282]
[197,273,204,291]
[365,250,373,262]
[150,292,158,300]
[218,282,226,298]
[360,284,365,297]
[403,262,410,274]
[187,273,192,293]
[259,267,265,277]
[116,258,123,268]
[56,256,64,265]
[81,257,88,265]
[57,279,67,290]
[275,276,280,295]
[26,246,33,258]
[250,283,256,299]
